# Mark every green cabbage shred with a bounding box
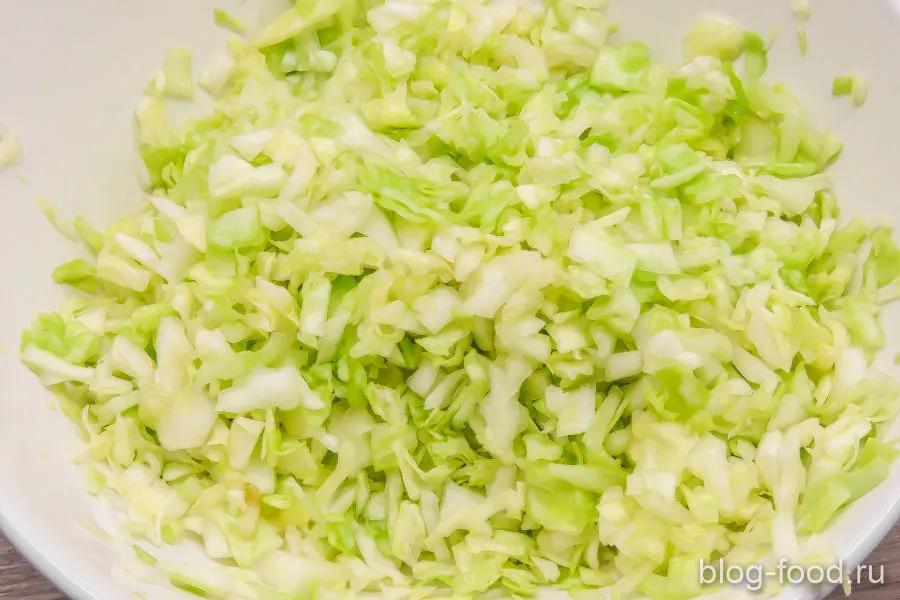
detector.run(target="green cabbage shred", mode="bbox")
[832,76,853,96]
[21,1,900,599]
[832,72,869,107]
[214,8,248,34]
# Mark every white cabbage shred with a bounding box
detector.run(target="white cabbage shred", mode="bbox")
[0,122,22,168]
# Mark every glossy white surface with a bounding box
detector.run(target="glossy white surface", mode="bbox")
[0,1,899,599]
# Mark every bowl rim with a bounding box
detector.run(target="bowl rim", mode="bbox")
[0,505,98,600]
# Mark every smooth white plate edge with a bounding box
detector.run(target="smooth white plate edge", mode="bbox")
[1,1,900,599]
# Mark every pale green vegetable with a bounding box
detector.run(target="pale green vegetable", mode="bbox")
[851,71,870,106]
[162,46,195,99]
[833,76,853,96]
[791,0,812,55]
[35,197,79,241]
[798,26,808,56]
[792,0,813,21]
[0,122,21,168]
[684,13,744,61]
[213,8,247,34]
[21,2,900,600]
[833,72,869,106]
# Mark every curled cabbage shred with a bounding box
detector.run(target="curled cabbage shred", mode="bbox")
[21,1,900,599]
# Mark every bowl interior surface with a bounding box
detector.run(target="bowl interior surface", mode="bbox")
[1,1,900,599]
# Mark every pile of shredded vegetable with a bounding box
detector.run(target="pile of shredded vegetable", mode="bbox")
[21,1,900,598]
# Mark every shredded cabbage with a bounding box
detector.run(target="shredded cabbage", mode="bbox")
[214,8,248,34]
[791,0,812,56]
[21,1,900,599]
[850,71,870,106]
[832,72,869,107]
[832,76,853,96]
[0,122,22,169]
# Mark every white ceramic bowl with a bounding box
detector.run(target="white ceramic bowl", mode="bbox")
[2,1,900,599]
